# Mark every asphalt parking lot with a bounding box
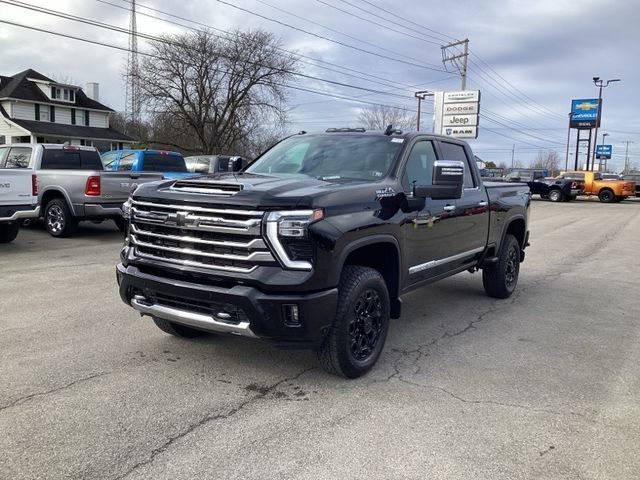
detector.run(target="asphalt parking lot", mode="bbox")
[1,198,639,480]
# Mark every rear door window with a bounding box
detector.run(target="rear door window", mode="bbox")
[101,152,118,169]
[439,141,475,188]
[3,147,32,168]
[117,153,136,172]
[0,147,8,167]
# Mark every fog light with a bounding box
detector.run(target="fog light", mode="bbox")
[283,304,300,326]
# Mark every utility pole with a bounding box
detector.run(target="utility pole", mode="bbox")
[590,77,621,171]
[565,111,574,172]
[441,39,469,90]
[511,144,515,168]
[623,141,634,173]
[125,0,141,131]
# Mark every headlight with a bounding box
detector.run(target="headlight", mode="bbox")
[265,209,323,270]
[122,197,133,220]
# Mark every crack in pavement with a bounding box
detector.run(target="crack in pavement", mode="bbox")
[397,377,589,419]
[113,367,316,480]
[0,371,111,412]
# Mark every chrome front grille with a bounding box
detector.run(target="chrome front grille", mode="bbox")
[129,199,274,273]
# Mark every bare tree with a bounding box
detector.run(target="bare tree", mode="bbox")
[358,104,416,131]
[497,161,508,171]
[531,150,560,176]
[136,29,297,155]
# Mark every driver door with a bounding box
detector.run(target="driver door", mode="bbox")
[401,139,458,284]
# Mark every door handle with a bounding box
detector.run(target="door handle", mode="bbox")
[478,201,488,207]
[443,205,456,212]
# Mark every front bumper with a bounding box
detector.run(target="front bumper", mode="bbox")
[0,205,40,222]
[116,263,338,348]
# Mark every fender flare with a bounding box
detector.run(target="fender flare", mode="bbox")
[40,187,76,216]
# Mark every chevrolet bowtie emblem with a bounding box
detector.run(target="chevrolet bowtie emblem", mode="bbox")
[166,211,189,226]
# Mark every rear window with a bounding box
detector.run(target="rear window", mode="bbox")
[40,149,104,170]
[142,154,187,172]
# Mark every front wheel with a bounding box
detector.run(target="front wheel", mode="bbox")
[317,266,390,378]
[0,222,20,243]
[482,234,521,299]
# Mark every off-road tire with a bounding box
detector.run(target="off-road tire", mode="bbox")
[482,234,520,299]
[598,189,615,203]
[316,265,390,378]
[44,199,77,237]
[548,189,563,202]
[0,222,20,243]
[152,317,207,338]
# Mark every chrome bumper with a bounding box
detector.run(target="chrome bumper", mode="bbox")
[130,294,258,338]
[0,206,40,222]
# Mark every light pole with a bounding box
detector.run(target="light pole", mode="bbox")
[591,77,620,170]
[600,132,609,172]
[414,90,433,131]
[565,111,574,172]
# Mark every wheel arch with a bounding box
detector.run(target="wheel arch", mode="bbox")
[336,235,402,319]
[501,216,527,251]
[40,188,74,216]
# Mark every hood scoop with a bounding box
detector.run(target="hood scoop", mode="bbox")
[170,179,244,196]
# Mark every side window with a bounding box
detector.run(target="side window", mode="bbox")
[439,142,475,188]
[118,153,136,171]
[0,147,9,168]
[5,147,33,168]
[101,152,117,169]
[401,140,437,191]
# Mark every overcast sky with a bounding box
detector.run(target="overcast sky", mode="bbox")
[2,0,639,170]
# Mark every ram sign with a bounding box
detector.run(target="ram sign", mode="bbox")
[434,90,481,138]
[570,98,600,129]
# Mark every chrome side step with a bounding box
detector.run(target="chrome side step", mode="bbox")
[130,295,257,338]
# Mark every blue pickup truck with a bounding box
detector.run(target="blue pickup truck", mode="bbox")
[101,149,193,179]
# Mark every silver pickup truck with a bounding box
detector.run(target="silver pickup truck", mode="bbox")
[0,144,164,237]
[0,146,39,243]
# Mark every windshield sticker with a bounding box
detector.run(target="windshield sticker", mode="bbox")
[390,138,404,143]
[375,187,396,200]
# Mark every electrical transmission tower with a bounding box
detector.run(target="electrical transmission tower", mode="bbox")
[441,39,469,90]
[124,0,141,129]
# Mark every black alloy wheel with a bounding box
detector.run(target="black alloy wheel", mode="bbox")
[349,288,383,361]
[482,234,520,299]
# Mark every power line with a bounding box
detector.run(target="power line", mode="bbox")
[215,0,449,73]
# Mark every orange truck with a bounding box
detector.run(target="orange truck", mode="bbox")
[557,171,636,203]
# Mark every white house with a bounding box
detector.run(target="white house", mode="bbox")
[0,69,133,151]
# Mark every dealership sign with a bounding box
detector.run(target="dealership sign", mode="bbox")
[434,90,481,138]
[595,144,612,159]
[570,98,600,129]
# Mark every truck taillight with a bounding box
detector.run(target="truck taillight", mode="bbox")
[32,174,38,196]
[85,175,101,196]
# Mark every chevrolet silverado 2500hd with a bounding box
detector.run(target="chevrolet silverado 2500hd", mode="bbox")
[117,129,531,378]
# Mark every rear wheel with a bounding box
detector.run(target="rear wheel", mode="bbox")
[482,234,520,299]
[44,199,77,237]
[0,222,20,243]
[548,189,563,202]
[598,189,615,203]
[152,317,207,338]
[317,266,390,378]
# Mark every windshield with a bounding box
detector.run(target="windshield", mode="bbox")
[246,134,403,181]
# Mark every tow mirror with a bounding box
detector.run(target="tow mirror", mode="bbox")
[230,156,249,172]
[414,160,464,200]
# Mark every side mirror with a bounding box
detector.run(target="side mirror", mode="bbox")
[230,156,248,172]
[414,160,464,200]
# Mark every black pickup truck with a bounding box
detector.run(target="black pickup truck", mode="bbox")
[117,129,530,378]
[502,170,583,202]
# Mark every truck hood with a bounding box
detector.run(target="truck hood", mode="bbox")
[132,172,394,210]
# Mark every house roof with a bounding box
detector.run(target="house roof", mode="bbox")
[7,118,134,142]
[0,69,114,112]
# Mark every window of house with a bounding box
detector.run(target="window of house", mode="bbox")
[439,141,475,188]
[71,109,76,125]
[50,86,56,99]
[69,90,75,102]
[63,89,69,101]
[402,140,438,191]
[49,105,56,123]
[35,104,40,121]
[56,88,61,99]
[84,110,90,126]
